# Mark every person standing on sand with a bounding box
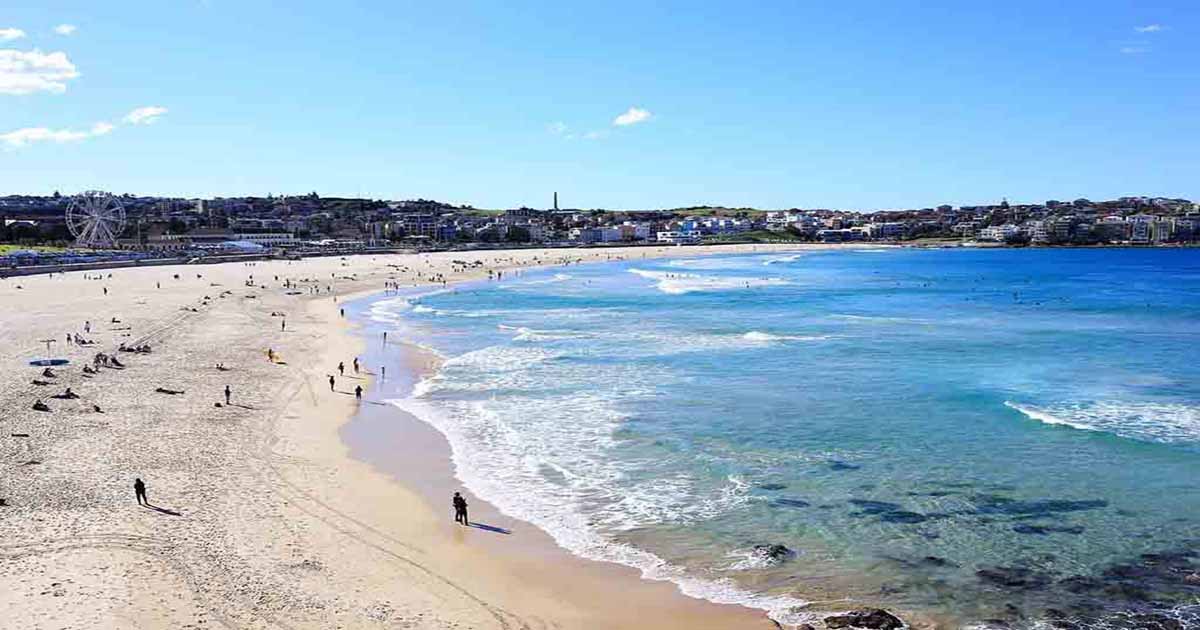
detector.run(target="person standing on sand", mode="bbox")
[338,361,345,376]
[354,385,362,400]
[329,375,335,391]
[224,385,231,405]
[134,478,147,505]
[353,358,359,374]
[453,492,469,525]
[281,319,286,332]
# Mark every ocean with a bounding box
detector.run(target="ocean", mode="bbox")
[354,247,1200,629]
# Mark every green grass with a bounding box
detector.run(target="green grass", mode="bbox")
[0,244,69,254]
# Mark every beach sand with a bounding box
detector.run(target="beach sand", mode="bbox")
[0,245,846,629]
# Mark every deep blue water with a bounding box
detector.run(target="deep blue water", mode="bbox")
[364,248,1200,628]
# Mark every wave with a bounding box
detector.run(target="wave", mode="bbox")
[628,268,791,295]
[1005,400,1200,444]
[742,331,830,343]
[389,350,815,626]
[503,273,574,288]
[762,254,804,265]
[497,324,590,342]
[829,314,927,324]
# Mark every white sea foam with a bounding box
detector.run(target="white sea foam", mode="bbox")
[629,268,791,295]
[762,254,804,265]
[497,324,590,342]
[725,544,802,571]
[503,273,574,288]
[388,347,815,626]
[1005,400,1200,444]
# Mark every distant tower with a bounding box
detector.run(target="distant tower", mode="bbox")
[553,192,558,211]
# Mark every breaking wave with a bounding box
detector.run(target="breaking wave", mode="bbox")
[1005,400,1200,444]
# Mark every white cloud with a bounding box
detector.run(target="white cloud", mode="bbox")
[3,108,166,149]
[547,121,569,135]
[0,49,80,94]
[54,24,78,36]
[613,106,652,127]
[0,28,26,41]
[1135,24,1163,33]
[0,126,93,148]
[583,130,608,140]
[1119,46,1149,54]
[123,105,168,124]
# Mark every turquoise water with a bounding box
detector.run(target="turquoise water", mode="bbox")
[362,248,1200,628]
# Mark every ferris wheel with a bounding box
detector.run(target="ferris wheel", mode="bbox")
[67,191,127,248]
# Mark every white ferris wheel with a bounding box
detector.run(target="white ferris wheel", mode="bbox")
[66,191,127,248]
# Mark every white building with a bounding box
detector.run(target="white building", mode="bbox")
[656,230,702,245]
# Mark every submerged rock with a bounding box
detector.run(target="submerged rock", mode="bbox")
[757,483,788,491]
[752,543,796,563]
[824,608,905,629]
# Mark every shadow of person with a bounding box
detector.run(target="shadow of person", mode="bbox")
[143,503,182,516]
[468,522,512,535]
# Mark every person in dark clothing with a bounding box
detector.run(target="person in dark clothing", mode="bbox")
[354,385,362,400]
[329,375,335,391]
[353,358,359,374]
[338,361,345,376]
[453,492,469,525]
[134,478,147,505]
[224,385,231,405]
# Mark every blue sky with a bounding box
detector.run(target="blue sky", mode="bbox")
[1,1,1197,210]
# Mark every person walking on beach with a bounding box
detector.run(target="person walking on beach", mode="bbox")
[134,478,147,506]
[453,492,469,525]
[338,361,345,376]
[353,357,359,374]
[224,385,231,405]
[354,385,362,400]
[329,375,336,391]
[281,319,286,332]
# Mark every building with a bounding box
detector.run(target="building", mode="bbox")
[656,230,702,245]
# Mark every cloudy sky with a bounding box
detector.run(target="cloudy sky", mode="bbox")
[1,1,1197,209]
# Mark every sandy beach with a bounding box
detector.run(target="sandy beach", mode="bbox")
[0,244,856,630]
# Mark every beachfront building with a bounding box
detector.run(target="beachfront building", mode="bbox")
[569,226,622,244]
[978,224,1022,242]
[236,233,298,247]
[656,230,702,245]
[1129,215,1154,244]
[867,222,907,240]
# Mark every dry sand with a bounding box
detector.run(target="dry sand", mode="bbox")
[0,244,841,629]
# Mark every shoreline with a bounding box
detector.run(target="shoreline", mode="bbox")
[2,244,828,629]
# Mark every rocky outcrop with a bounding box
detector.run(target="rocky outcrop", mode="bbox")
[823,608,905,629]
[752,544,796,563]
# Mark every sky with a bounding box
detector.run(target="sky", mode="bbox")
[1,1,1197,210]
